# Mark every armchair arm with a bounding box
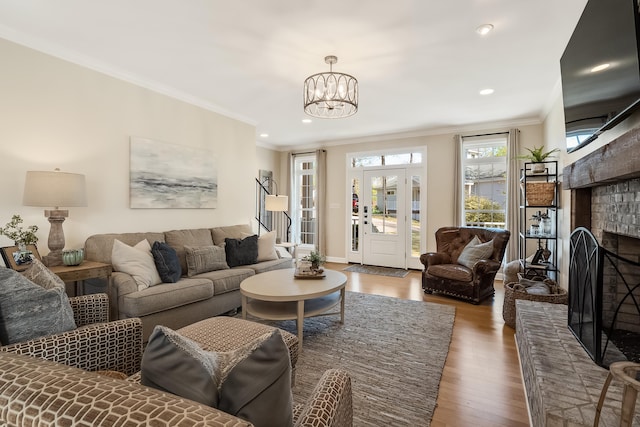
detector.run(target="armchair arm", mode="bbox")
[0,318,143,376]
[294,369,352,427]
[472,259,502,276]
[420,252,451,267]
[69,293,109,326]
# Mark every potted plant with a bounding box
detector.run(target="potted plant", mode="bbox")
[302,250,326,271]
[518,146,560,173]
[0,214,39,251]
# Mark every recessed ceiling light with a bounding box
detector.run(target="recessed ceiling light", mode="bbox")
[302,118,312,124]
[259,133,269,138]
[479,88,494,95]
[590,63,610,73]
[476,24,494,36]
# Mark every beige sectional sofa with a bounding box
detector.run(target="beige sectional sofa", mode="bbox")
[84,224,293,340]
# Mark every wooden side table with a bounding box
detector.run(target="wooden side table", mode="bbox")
[49,261,112,296]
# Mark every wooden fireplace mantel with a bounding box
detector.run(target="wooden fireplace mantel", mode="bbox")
[563,127,640,189]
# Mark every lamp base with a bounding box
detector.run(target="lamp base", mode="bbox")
[42,209,68,267]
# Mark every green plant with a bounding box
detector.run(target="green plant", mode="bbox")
[302,250,326,268]
[517,146,560,162]
[0,214,39,245]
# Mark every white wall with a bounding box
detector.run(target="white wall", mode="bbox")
[0,38,257,262]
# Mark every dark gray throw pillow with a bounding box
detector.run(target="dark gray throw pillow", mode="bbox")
[224,235,258,267]
[0,266,76,345]
[151,241,182,283]
[141,325,293,427]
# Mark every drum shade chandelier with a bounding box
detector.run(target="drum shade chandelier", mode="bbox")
[303,55,358,119]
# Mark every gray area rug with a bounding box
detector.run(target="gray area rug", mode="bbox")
[343,264,409,278]
[264,291,455,426]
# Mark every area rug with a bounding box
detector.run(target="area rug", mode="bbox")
[343,264,410,278]
[265,291,455,426]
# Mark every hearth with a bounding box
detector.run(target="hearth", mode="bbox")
[568,227,640,367]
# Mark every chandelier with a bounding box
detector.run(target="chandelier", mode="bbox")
[303,55,358,118]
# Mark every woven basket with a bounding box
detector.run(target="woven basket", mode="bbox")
[525,182,556,206]
[502,282,568,329]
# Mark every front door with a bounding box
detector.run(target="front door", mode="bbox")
[362,169,406,268]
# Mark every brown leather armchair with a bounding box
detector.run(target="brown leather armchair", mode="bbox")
[420,227,510,304]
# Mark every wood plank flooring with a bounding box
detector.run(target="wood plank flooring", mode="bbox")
[325,262,530,427]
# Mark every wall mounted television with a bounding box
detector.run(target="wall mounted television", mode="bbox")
[560,0,640,152]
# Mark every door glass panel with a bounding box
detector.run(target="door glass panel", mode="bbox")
[370,175,398,235]
[411,175,421,257]
[351,178,360,251]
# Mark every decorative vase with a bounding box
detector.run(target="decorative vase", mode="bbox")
[62,249,84,266]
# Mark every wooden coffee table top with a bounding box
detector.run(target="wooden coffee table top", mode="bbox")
[240,268,347,302]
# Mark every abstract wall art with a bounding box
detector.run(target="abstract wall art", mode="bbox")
[130,137,217,209]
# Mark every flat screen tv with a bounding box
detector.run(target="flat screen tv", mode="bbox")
[560,0,640,152]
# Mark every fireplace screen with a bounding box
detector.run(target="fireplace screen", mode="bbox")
[568,227,640,368]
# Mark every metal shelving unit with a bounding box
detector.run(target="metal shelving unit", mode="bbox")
[518,161,558,280]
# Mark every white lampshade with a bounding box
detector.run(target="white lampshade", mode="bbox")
[23,170,87,208]
[265,194,288,212]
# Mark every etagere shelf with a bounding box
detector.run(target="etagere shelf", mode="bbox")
[518,161,559,280]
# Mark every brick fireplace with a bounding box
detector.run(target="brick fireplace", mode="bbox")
[565,128,640,368]
[515,127,640,427]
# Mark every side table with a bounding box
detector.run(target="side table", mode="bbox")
[49,261,112,297]
[275,242,298,262]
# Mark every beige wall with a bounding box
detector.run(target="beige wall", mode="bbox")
[289,123,543,262]
[0,38,257,263]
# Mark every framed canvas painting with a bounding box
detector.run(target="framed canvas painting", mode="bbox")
[130,137,218,209]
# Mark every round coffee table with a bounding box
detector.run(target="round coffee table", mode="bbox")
[240,268,347,347]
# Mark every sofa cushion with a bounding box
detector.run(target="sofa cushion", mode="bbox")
[151,241,182,283]
[225,236,258,267]
[141,325,293,427]
[0,266,76,345]
[457,236,495,269]
[111,239,162,291]
[120,278,214,318]
[211,224,253,246]
[242,231,278,262]
[165,229,215,275]
[185,245,229,276]
[242,258,293,275]
[193,268,254,295]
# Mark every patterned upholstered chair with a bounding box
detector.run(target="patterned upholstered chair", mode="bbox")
[0,346,353,426]
[420,226,510,304]
[0,293,143,376]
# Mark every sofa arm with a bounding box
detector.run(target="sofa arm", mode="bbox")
[419,252,451,267]
[294,369,353,427]
[110,271,139,320]
[0,318,143,376]
[69,293,109,326]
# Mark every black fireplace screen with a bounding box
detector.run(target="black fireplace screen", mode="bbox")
[568,227,640,368]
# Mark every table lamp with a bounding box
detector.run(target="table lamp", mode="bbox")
[23,169,87,266]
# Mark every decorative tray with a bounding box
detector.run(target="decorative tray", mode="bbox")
[294,268,326,279]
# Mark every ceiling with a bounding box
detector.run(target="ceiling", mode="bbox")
[0,0,588,150]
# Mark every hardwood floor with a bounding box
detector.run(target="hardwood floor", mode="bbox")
[325,262,530,427]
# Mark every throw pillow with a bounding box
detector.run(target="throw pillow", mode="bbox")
[224,235,259,267]
[111,239,162,291]
[241,231,278,262]
[151,241,182,283]
[457,236,495,269]
[184,245,229,277]
[141,325,293,427]
[0,266,77,345]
